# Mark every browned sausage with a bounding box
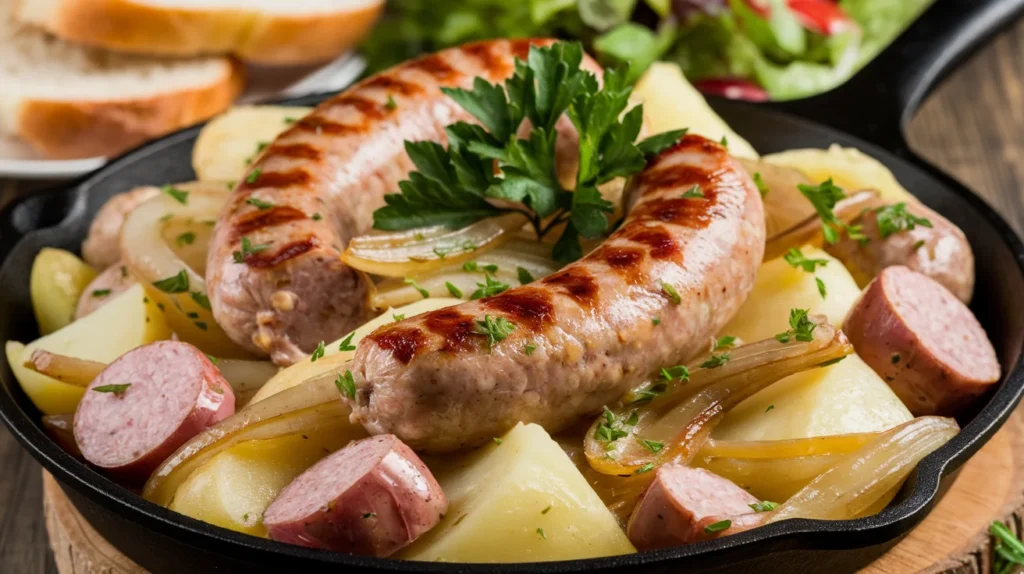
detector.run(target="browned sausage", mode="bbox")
[349,134,765,452]
[207,39,601,365]
[74,261,137,319]
[263,434,446,556]
[627,465,765,550]
[82,186,160,270]
[73,341,235,486]
[825,199,974,302]
[843,265,1000,416]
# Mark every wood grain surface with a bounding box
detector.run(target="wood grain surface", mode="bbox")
[1,18,1023,574]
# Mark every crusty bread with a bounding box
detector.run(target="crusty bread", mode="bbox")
[0,8,244,159]
[14,0,384,66]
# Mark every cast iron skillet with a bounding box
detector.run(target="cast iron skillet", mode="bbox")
[2,1,1024,572]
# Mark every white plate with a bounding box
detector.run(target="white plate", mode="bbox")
[0,54,365,181]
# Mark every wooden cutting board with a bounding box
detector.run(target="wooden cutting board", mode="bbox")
[42,408,1024,574]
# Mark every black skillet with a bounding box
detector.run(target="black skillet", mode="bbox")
[2,1,1024,572]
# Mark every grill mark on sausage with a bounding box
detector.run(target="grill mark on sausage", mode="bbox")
[621,225,681,260]
[368,327,427,364]
[266,143,321,161]
[232,206,309,241]
[340,95,391,121]
[360,75,425,96]
[482,288,555,330]
[293,117,365,137]
[541,267,599,308]
[461,41,510,77]
[405,54,459,82]
[509,39,537,61]
[635,165,717,192]
[599,245,646,283]
[244,237,321,269]
[241,169,313,191]
[630,196,716,228]
[423,308,479,353]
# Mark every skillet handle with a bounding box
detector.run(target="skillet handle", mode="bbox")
[767,0,1024,153]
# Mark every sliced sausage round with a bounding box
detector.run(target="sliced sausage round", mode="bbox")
[627,465,764,550]
[843,265,1000,416]
[263,434,446,556]
[825,199,975,303]
[74,261,138,319]
[82,186,160,270]
[73,341,235,486]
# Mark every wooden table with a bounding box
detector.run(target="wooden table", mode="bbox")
[2,21,1024,574]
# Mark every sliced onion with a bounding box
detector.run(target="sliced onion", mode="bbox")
[212,358,280,407]
[767,416,959,522]
[342,213,529,277]
[696,453,847,503]
[736,158,817,240]
[763,190,881,261]
[558,435,650,527]
[585,317,853,476]
[24,350,105,387]
[369,239,561,310]
[699,433,879,460]
[143,373,352,506]
[120,184,252,358]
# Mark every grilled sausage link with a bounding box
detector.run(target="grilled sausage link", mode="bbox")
[207,39,597,366]
[349,135,766,453]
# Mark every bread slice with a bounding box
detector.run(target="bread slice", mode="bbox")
[0,10,244,159]
[13,0,384,66]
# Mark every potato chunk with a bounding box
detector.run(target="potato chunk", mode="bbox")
[9,284,171,414]
[192,106,314,182]
[762,145,915,204]
[401,423,635,562]
[30,248,97,335]
[715,248,912,440]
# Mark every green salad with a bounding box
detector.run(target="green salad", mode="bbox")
[359,0,934,101]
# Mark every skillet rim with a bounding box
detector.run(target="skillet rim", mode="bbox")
[1,96,1023,572]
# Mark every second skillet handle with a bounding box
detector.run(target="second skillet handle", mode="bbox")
[768,0,1024,154]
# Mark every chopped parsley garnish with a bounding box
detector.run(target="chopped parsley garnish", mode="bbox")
[536,528,547,540]
[913,239,926,250]
[875,202,933,238]
[816,277,827,299]
[310,341,325,362]
[635,462,655,475]
[891,353,901,364]
[765,404,775,412]
[798,178,848,244]
[714,335,736,351]
[161,185,189,204]
[470,274,510,300]
[232,237,270,263]
[775,308,817,343]
[541,505,551,514]
[680,185,704,199]
[404,278,430,299]
[753,172,769,197]
[652,317,661,326]
[783,248,829,273]
[370,42,685,265]
[246,169,262,184]
[661,281,681,304]
[284,117,298,124]
[93,383,131,395]
[393,313,406,322]
[445,281,463,298]
[120,266,128,278]
[517,266,535,285]
[339,333,356,352]
[639,438,664,453]
[187,312,199,319]
[524,343,537,356]
[700,353,730,369]
[92,289,111,297]
[312,212,323,221]
[246,197,273,210]
[750,501,779,513]
[336,370,356,398]
[191,291,211,310]
[594,406,638,443]
[205,354,219,365]
[463,261,498,274]
[385,95,398,110]
[153,270,189,293]
[175,232,196,247]
[473,315,516,349]
[719,136,728,147]
[704,519,732,534]
[661,365,690,382]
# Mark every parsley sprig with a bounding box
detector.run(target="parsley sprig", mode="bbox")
[798,178,865,244]
[874,202,933,238]
[775,308,817,343]
[372,42,685,264]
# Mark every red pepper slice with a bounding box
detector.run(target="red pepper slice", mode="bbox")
[692,78,771,102]
[742,0,854,36]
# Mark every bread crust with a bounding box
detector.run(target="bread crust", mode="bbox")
[16,59,244,159]
[18,0,384,65]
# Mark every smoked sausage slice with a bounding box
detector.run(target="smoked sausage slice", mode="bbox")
[627,466,765,550]
[843,265,1000,416]
[263,434,446,556]
[73,341,235,486]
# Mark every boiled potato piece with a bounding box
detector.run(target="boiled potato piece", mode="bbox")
[634,62,759,159]
[9,284,172,415]
[762,144,915,204]
[714,248,912,440]
[251,297,462,403]
[402,423,635,562]
[169,421,364,536]
[30,248,97,335]
[192,106,314,182]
